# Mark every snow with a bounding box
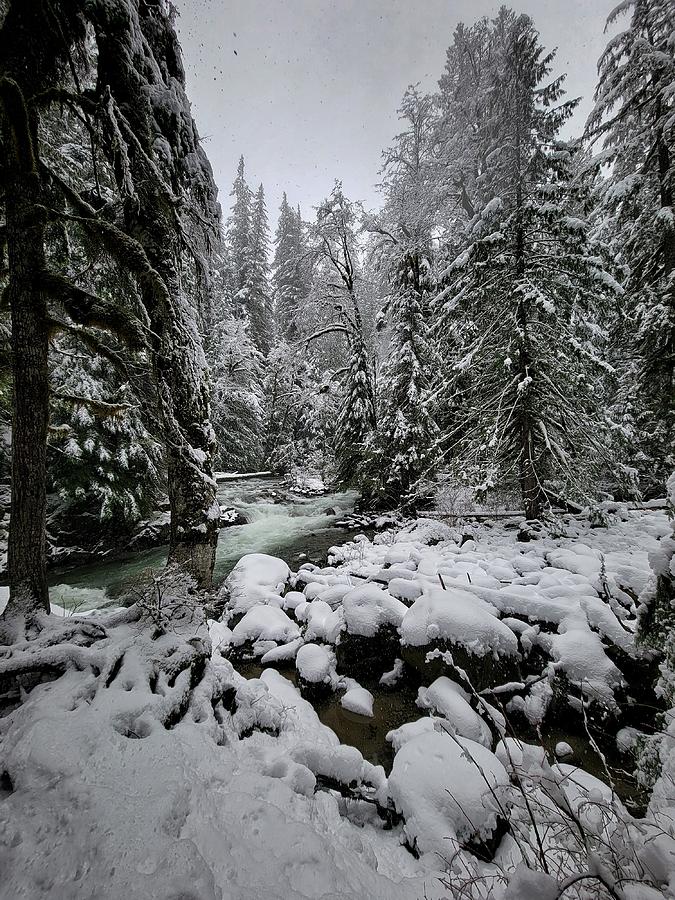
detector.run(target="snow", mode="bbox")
[416,676,492,747]
[400,587,519,658]
[388,730,509,856]
[295,642,335,684]
[341,686,374,717]
[230,604,301,648]
[225,553,291,616]
[2,506,672,898]
[341,584,407,637]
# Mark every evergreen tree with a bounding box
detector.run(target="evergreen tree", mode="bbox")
[365,86,440,508]
[210,316,265,472]
[248,184,274,354]
[372,254,439,508]
[227,155,253,320]
[437,10,621,517]
[272,194,310,340]
[49,347,162,530]
[586,0,675,495]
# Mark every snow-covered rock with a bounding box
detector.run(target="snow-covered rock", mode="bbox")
[400,588,519,659]
[416,677,492,747]
[225,553,291,616]
[341,584,407,637]
[388,731,509,855]
[296,643,335,685]
[230,604,301,649]
[340,686,374,717]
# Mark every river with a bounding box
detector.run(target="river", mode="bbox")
[48,476,358,612]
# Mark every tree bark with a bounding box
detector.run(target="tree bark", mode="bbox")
[0,76,50,619]
[5,171,50,616]
[89,0,219,587]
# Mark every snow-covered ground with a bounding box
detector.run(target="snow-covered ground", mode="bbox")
[1,506,674,899]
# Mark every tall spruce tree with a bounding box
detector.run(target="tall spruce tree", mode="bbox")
[248,184,274,354]
[227,155,253,321]
[273,194,310,340]
[436,10,621,517]
[366,86,439,508]
[586,0,675,495]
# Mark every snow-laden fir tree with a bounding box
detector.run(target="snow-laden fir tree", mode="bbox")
[436,10,621,518]
[209,315,264,473]
[226,155,253,321]
[365,86,439,508]
[248,184,274,354]
[586,0,675,495]
[273,193,311,340]
[49,346,162,532]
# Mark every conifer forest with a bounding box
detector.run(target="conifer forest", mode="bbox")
[0,1,674,897]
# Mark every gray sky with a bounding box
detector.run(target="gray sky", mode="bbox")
[174,0,614,231]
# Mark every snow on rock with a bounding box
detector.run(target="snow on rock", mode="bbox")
[388,731,509,856]
[208,619,233,654]
[302,599,343,644]
[341,686,374,717]
[296,642,336,684]
[400,588,519,658]
[416,677,492,747]
[260,637,303,664]
[230,604,301,649]
[386,717,445,752]
[225,553,290,616]
[380,658,404,686]
[388,577,422,603]
[281,590,307,611]
[341,584,408,637]
[541,610,624,706]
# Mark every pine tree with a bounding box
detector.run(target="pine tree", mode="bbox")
[248,184,274,354]
[227,155,253,321]
[272,194,310,340]
[210,316,265,472]
[373,254,438,508]
[365,86,439,508]
[437,10,621,518]
[586,0,675,495]
[49,346,162,531]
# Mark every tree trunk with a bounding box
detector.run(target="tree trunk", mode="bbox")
[0,82,50,618]
[89,0,219,588]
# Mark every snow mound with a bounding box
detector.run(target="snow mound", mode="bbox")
[225,553,290,616]
[296,643,335,684]
[231,604,301,649]
[341,686,374,717]
[400,588,519,658]
[417,677,492,747]
[341,584,407,637]
[388,731,509,856]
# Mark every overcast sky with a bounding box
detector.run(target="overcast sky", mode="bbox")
[173,0,614,231]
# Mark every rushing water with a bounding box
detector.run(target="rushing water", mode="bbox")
[48,476,358,612]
